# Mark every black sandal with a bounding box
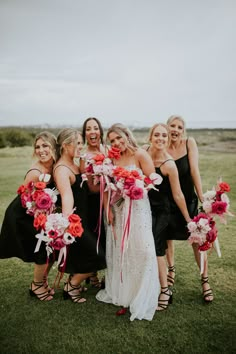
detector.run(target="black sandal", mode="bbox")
[63,279,86,303]
[29,281,53,301]
[157,287,173,311]
[167,265,176,287]
[201,276,213,303]
[86,272,102,288]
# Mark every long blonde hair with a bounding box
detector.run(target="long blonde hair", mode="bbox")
[33,131,57,161]
[56,128,81,159]
[106,123,138,152]
[167,115,187,137]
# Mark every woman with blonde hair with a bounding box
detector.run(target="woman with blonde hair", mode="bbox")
[166,115,213,303]
[96,123,160,321]
[145,123,191,310]
[0,131,57,301]
[53,128,106,303]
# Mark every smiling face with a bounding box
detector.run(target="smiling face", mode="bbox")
[108,131,127,152]
[74,133,84,158]
[85,119,101,148]
[168,118,185,142]
[34,138,54,163]
[150,125,169,150]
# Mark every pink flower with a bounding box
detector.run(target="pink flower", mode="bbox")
[50,238,65,250]
[211,201,227,215]
[126,185,144,200]
[35,193,53,210]
[124,177,136,189]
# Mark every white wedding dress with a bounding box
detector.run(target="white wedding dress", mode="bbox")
[96,166,160,321]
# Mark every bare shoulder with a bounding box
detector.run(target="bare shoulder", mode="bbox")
[135,147,150,159]
[141,144,150,151]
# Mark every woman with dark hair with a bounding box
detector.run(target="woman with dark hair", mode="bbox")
[81,117,107,288]
[53,128,106,303]
[0,131,57,301]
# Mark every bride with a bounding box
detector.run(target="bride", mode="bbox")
[96,123,160,321]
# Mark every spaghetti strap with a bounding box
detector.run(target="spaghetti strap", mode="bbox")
[24,168,42,179]
[186,138,189,152]
[159,159,174,168]
[53,164,76,175]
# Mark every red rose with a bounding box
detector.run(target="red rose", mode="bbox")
[219,182,230,192]
[51,238,65,250]
[198,241,212,252]
[34,182,47,190]
[67,222,84,237]
[33,213,47,230]
[17,184,26,195]
[108,147,121,160]
[126,185,144,200]
[35,193,52,210]
[211,201,227,215]
[68,214,81,223]
[93,154,105,165]
[31,190,45,201]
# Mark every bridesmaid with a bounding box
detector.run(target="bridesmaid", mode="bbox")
[0,131,57,301]
[81,117,107,288]
[165,115,213,303]
[145,123,191,310]
[53,128,106,303]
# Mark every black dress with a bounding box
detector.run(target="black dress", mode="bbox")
[168,150,198,240]
[148,162,172,256]
[0,170,53,264]
[87,192,106,252]
[59,172,106,274]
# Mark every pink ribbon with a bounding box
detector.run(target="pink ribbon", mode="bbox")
[120,199,132,282]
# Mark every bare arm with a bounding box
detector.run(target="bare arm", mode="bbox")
[165,161,191,223]
[187,137,204,202]
[54,167,74,216]
[136,148,155,177]
[24,169,41,184]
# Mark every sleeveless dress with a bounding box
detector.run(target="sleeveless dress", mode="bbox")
[55,168,106,274]
[168,141,198,240]
[0,169,53,264]
[84,153,106,252]
[148,162,172,256]
[96,165,160,321]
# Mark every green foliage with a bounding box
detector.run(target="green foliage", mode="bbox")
[0,141,236,353]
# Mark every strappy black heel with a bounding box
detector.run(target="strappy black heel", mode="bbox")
[43,275,55,295]
[29,281,53,301]
[167,265,176,287]
[86,272,102,288]
[201,276,213,303]
[63,279,86,303]
[157,286,173,311]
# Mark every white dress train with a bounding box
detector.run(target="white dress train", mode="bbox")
[96,168,160,321]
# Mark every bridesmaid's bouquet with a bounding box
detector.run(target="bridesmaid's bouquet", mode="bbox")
[202,179,233,223]
[17,174,58,218]
[34,212,84,268]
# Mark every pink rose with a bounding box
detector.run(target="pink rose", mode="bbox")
[50,238,65,250]
[35,193,52,210]
[126,185,144,200]
[211,201,227,215]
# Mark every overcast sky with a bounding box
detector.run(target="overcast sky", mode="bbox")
[0,0,235,129]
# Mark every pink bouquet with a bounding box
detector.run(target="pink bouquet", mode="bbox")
[187,212,219,273]
[202,180,233,223]
[17,178,58,218]
[34,212,84,268]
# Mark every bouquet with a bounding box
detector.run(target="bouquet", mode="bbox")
[34,212,84,268]
[187,212,219,273]
[82,152,114,186]
[111,167,163,205]
[17,176,58,218]
[202,179,233,223]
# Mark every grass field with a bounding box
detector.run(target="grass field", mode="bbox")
[0,132,236,353]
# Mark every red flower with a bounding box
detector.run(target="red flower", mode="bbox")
[48,229,59,239]
[126,185,144,200]
[108,147,121,160]
[68,214,81,223]
[50,238,65,250]
[130,170,142,179]
[206,227,218,243]
[35,193,53,210]
[33,213,47,230]
[219,182,230,192]
[124,177,136,189]
[93,154,105,165]
[67,222,84,237]
[31,190,45,201]
[211,201,227,215]
[199,241,212,252]
[34,182,47,190]
[17,184,26,194]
